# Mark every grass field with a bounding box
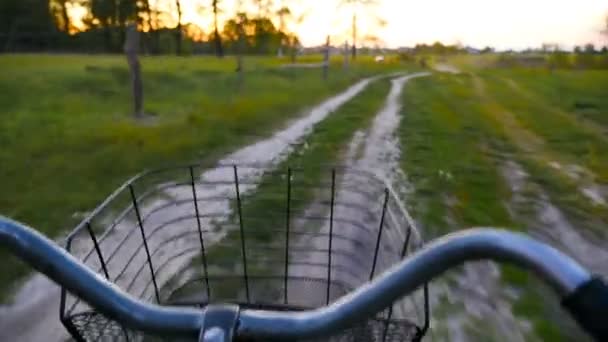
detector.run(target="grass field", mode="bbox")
[173,79,393,300]
[400,67,608,340]
[3,51,607,341]
[0,54,405,299]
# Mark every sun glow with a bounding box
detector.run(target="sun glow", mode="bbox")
[67,0,606,50]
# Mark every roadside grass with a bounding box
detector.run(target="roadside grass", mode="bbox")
[441,54,501,71]
[399,73,539,339]
[474,70,608,237]
[479,69,608,183]
[487,68,608,128]
[0,54,405,299]
[399,73,514,237]
[176,79,393,301]
[399,70,607,340]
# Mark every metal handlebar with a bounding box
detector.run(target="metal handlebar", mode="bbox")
[236,227,591,339]
[0,216,596,340]
[0,217,204,337]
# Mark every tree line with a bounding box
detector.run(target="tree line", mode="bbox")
[0,0,302,56]
[2,2,605,57]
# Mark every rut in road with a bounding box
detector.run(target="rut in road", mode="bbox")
[288,73,430,322]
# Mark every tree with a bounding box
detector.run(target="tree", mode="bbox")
[276,6,291,56]
[174,0,183,55]
[49,0,72,32]
[1,0,56,51]
[338,0,380,60]
[90,0,116,51]
[361,34,382,51]
[432,41,444,54]
[61,1,71,32]
[252,0,272,18]
[87,0,137,52]
[275,4,305,61]
[584,43,596,54]
[575,43,597,69]
[222,12,284,54]
[137,0,157,53]
[138,0,151,30]
[212,0,224,57]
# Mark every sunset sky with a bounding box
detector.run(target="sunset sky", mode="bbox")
[70,0,607,50]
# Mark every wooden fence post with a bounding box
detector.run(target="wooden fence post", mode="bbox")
[124,25,144,118]
[323,35,330,81]
[235,16,245,89]
[343,41,349,69]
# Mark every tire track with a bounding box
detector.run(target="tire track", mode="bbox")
[288,73,430,321]
[0,76,379,342]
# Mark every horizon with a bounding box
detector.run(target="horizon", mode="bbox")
[294,0,607,50]
[66,0,607,51]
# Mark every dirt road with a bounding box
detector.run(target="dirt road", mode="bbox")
[0,76,378,342]
[288,73,430,321]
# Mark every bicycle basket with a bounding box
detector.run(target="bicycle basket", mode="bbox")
[59,163,429,341]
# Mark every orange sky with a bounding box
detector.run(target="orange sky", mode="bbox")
[68,0,607,50]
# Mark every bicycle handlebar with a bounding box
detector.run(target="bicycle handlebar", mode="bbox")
[1,216,607,340]
[0,217,204,337]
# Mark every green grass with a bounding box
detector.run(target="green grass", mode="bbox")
[399,73,515,237]
[479,69,608,182]
[399,68,608,340]
[399,73,537,339]
[177,79,392,301]
[0,54,406,299]
[240,78,391,238]
[492,69,608,127]
[475,69,608,236]
[502,265,574,342]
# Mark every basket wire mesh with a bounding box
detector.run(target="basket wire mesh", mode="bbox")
[59,164,429,341]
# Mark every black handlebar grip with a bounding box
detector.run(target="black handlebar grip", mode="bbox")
[562,277,608,341]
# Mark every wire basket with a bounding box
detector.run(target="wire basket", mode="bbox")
[59,163,429,341]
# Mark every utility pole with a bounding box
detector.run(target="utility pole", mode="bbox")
[351,13,357,59]
[323,36,330,80]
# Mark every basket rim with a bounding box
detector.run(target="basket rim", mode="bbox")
[65,163,422,243]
